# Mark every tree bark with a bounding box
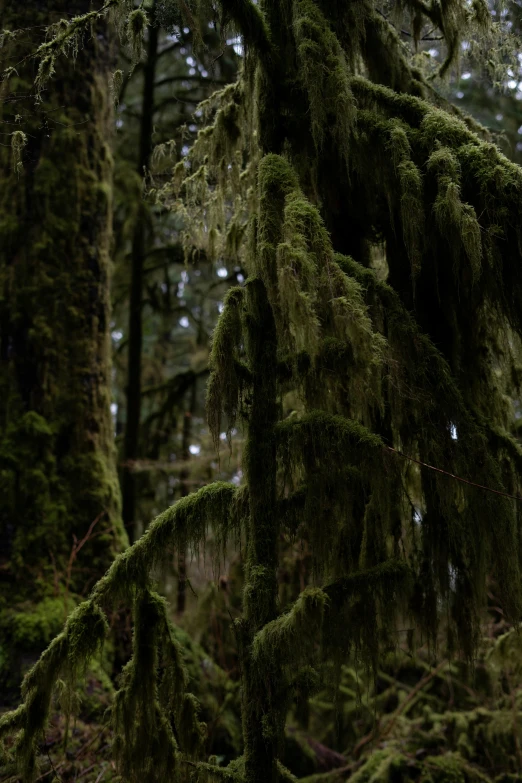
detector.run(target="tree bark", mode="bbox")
[0,0,126,690]
[242,279,280,783]
[121,11,159,543]
[176,378,198,614]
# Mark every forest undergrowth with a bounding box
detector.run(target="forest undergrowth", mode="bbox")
[2,561,522,783]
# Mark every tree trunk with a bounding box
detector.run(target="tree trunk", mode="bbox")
[241,279,280,783]
[121,11,159,543]
[177,378,198,614]
[0,0,126,690]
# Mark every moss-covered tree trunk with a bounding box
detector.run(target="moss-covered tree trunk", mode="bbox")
[240,278,280,783]
[0,1,127,689]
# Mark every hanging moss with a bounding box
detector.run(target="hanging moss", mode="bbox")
[5,1,522,781]
[253,588,328,669]
[112,589,195,783]
[207,286,248,447]
[292,0,355,156]
[127,8,149,60]
[91,481,240,606]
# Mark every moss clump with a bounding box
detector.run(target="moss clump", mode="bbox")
[3,596,76,653]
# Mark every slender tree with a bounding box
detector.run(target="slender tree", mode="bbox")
[114,3,239,541]
[3,1,522,782]
[176,379,198,614]
[121,2,159,542]
[0,2,127,690]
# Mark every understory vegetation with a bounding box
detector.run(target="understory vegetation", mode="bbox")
[2,0,522,782]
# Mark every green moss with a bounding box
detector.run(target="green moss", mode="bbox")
[276,411,383,465]
[6,2,522,782]
[293,0,354,155]
[207,286,247,446]
[112,590,182,783]
[419,753,468,783]
[252,587,328,668]
[397,158,424,278]
[0,3,127,662]
[4,597,76,650]
[126,8,148,60]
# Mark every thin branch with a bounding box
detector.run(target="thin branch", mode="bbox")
[75,728,107,760]
[353,660,447,758]
[63,510,107,620]
[376,7,443,40]
[46,749,65,782]
[384,445,522,503]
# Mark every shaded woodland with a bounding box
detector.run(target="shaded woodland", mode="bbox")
[2,1,522,782]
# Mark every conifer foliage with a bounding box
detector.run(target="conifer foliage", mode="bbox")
[3,1,522,782]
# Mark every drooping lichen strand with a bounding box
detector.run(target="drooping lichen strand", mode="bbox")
[207,286,247,447]
[112,589,204,783]
[386,120,425,279]
[126,8,148,60]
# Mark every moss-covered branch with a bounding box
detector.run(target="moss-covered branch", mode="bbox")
[322,559,412,610]
[0,602,107,781]
[92,481,239,605]
[0,482,239,780]
[252,588,328,668]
